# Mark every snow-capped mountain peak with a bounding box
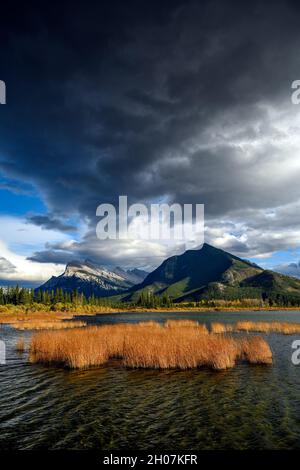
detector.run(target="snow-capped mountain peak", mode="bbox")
[38,259,148,297]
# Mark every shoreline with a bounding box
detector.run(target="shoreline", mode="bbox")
[3,306,300,315]
[1,306,300,325]
[75,306,300,314]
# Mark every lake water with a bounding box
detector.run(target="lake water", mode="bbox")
[1,310,300,450]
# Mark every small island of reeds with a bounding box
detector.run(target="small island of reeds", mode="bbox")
[29,320,273,371]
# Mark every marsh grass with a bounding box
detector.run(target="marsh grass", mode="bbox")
[10,320,86,330]
[0,310,86,330]
[138,321,163,328]
[15,338,25,352]
[165,319,209,334]
[235,321,300,334]
[208,320,300,335]
[239,336,273,364]
[0,312,74,324]
[165,319,199,328]
[29,321,272,370]
[211,322,233,334]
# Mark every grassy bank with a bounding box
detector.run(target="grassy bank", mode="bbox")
[2,303,300,319]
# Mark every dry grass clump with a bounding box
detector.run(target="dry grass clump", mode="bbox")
[239,336,272,364]
[30,325,128,368]
[29,321,272,370]
[15,338,25,352]
[210,322,233,334]
[165,319,199,328]
[0,311,74,325]
[0,310,85,330]
[197,324,209,335]
[165,319,208,335]
[235,321,300,335]
[122,329,240,370]
[11,320,86,330]
[138,321,162,328]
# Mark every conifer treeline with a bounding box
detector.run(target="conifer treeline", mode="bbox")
[136,291,172,308]
[1,285,300,309]
[0,286,111,306]
[0,286,173,308]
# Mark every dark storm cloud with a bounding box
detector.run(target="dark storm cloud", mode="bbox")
[27,215,77,233]
[27,250,74,265]
[1,0,300,264]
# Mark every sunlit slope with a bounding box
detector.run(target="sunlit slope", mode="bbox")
[123,243,265,302]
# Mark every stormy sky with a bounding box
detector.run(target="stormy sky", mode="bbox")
[1,0,300,284]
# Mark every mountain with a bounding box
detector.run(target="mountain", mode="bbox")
[121,243,300,303]
[112,267,148,284]
[38,260,146,297]
[38,245,300,304]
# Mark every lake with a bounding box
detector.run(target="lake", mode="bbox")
[1,310,300,450]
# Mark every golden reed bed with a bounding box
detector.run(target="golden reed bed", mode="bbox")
[235,321,300,334]
[0,312,75,324]
[29,321,272,370]
[10,320,86,330]
[208,321,300,335]
[211,322,233,334]
[0,312,86,330]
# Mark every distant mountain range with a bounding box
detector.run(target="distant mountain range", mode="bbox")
[38,260,148,297]
[274,260,300,279]
[39,244,300,303]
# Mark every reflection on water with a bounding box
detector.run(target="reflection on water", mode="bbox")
[1,310,300,449]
